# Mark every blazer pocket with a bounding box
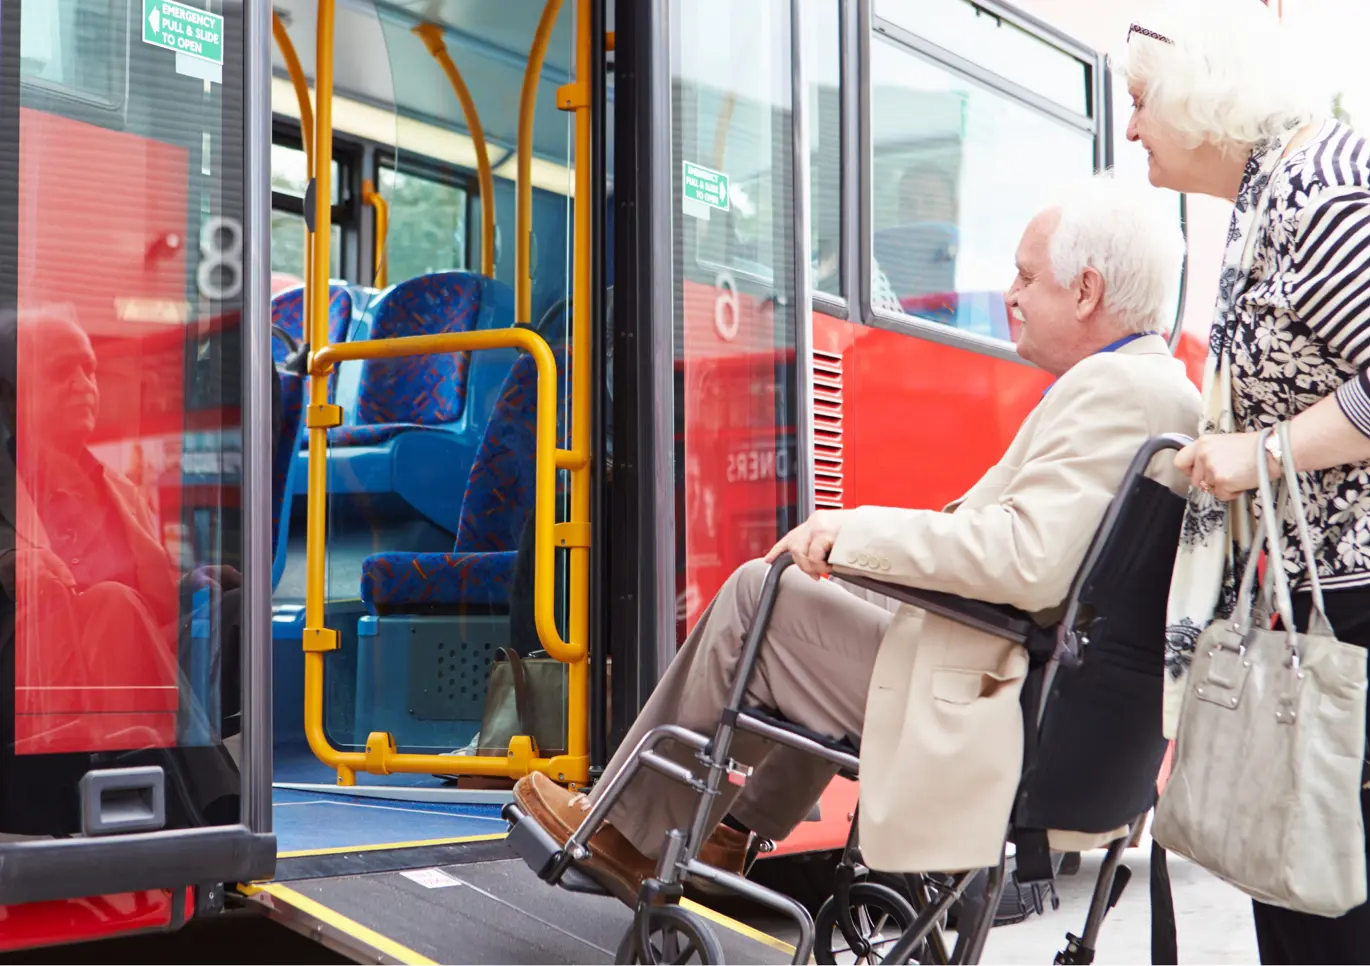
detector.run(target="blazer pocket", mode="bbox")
[930,666,1022,706]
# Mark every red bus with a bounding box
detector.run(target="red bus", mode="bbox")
[0,0,1216,959]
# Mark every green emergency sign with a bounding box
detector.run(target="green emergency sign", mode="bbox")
[143,0,224,66]
[683,161,730,212]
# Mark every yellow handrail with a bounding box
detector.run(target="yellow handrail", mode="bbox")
[272,11,317,331]
[361,178,388,288]
[303,328,586,783]
[412,23,497,278]
[305,0,336,651]
[553,0,593,784]
[298,0,593,788]
[517,0,563,324]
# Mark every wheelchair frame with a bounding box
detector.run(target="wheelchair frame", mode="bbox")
[504,433,1191,964]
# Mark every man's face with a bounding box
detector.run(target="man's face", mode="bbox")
[24,319,99,449]
[1006,209,1081,376]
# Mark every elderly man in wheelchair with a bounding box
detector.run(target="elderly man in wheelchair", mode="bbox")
[506,175,1203,964]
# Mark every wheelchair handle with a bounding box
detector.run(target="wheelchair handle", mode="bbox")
[1058,433,1194,658]
[726,553,796,715]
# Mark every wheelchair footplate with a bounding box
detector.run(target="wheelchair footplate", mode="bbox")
[501,802,613,896]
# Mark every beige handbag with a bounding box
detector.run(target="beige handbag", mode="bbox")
[475,648,569,758]
[1153,423,1368,917]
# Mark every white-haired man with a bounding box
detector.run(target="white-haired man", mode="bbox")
[514,176,1203,901]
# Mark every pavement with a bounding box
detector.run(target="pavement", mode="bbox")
[753,834,1262,964]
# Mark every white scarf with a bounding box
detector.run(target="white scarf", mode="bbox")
[1162,123,1305,739]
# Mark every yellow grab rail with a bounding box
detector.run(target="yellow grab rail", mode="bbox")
[413,24,497,278]
[303,328,589,784]
[305,0,336,650]
[361,178,388,288]
[298,0,594,788]
[273,11,317,330]
[517,0,563,324]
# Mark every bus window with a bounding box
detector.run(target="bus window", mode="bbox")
[19,0,127,110]
[375,165,470,283]
[806,0,843,301]
[868,30,1095,340]
[877,0,1091,116]
[270,144,341,282]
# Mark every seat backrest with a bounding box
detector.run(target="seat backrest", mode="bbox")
[454,340,571,554]
[270,283,354,365]
[353,272,504,429]
[272,368,306,590]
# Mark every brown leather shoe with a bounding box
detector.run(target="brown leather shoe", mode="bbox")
[512,772,654,904]
[698,822,749,876]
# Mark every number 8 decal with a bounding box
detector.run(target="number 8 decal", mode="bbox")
[198,216,243,301]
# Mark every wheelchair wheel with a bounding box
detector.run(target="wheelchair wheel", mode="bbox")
[614,905,725,965]
[814,882,920,964]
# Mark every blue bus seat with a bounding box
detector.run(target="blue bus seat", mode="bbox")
[333,272,509,447]
[272,368,306,590]
[359,339,569,613]
[295,273,518,534]
[270,284,354,397]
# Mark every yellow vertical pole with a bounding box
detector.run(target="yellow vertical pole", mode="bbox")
[517,1,563,324]
[566,0,593,782]
[362,179,388,288]
[303,0,345,780]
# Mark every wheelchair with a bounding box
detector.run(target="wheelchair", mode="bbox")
[504,434,1190,964]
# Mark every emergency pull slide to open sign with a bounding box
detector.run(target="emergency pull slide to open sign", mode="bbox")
[142,0,224,85]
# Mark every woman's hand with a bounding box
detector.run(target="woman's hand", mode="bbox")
[1176,431,1268,501]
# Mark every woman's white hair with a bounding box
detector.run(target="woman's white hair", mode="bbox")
[1124,0,1323,153]
[1049,174,1186,335]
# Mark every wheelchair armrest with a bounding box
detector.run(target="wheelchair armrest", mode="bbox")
[836,572,1034,644]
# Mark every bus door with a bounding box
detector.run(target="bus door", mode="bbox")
[0,0,275,935]
[293,0,595,792]
[613,0,807,688]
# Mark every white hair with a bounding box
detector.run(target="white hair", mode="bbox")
[1048,174,1186,335]
[1124,0,1322,153]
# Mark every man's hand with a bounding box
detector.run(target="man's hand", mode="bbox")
[764,510,849,579]
[1176,431,1268,502]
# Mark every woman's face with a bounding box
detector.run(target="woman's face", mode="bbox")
[1126,80,1200,192]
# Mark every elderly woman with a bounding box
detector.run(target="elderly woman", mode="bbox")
[1126,0,1370,959]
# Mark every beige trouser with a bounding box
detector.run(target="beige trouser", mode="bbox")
[591,559,892,858]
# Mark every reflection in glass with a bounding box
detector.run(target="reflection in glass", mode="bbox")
[869,35,1094,339]
[805,0,843,299]
[673,0,800,639]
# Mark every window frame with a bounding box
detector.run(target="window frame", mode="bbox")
[269,121,363,284]
[847,0,1184,366]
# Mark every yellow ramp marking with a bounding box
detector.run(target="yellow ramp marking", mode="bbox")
[241,881,437,965]
[277,831,506,859]
[681,897,798,956]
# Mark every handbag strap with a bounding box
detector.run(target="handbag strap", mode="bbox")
[1275,421,1334,636]
[1233,428,1294,632]
[495,647,534,737]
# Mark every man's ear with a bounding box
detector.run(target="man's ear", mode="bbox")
[1075,266,1105,320]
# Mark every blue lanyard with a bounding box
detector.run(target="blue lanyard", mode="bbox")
[1043,332,1156,395]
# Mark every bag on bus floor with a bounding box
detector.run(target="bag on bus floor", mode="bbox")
[475,647,569,759]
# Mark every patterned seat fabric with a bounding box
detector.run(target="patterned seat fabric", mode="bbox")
[271,284,353,365]
[347,272,489,447]
[272,284,353,410]
[360,340,570,612]
[272,368,306,575]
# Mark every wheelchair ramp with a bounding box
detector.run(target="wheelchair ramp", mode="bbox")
[245,853,795,965]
